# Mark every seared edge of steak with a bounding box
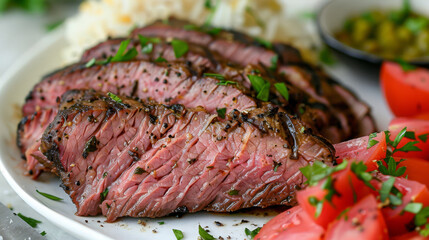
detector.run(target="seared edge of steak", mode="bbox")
[40,90,334,220]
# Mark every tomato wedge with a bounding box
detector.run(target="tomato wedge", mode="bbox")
[371,176,429,236]
[389,118,429,159]
[391,232,429,240]
[380,62,429,117]
[255,206,324,240]
[397,157,429,190]
[296,164,372,229]
[334,132,386,170]
[325,195,388,240]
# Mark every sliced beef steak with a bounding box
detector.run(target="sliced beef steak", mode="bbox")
[79,37,349,142]
[131,18,376,140]
[40,90,334,221]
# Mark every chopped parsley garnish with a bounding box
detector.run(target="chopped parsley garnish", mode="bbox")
[155,56,168,63]
[269,55,278,71]
[204,73,226,80]
[228,189,239,195]
[216,108,226,119]
[405,17,428,34]
[36,190,63,201]
[245,227,261,239]
[204,0,220,26]
[138,35,161,45]
[171,39,189,58]
[274,82,289,101]
[158,221,165,225]
[183,24,221,35]
[254,37,272,49]
[100,188,109,202]
[300,160,348,186]
[405,202,423,214]
[198,225,215,240]
[216,80,237,86]
[141,43,153,54]
[85,58,96,68]
[257,83,270,102]
[46,19,64,32]
[379,177,396,203]
[134,167,145,175]
[107,92,123,103]
[419,133,428,143]
[395,58,417,72]
[85,39,138,67]
[351,161,374,190]
[40,231,47,236]
[103,172,108,178]
[319,47,336,66]
[273,161,282,172]
[111,39,138,62]
[17,213,41,228]
[415,207,429,227]
[367,132,379,149]
[248,75,270,102]
[301,12,316,19]
[308,196,324,217]
[172,229,184,240]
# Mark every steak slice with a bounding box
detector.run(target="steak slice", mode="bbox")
[131,18,376,141]
[79,37,349,142]
[40,89,334,221]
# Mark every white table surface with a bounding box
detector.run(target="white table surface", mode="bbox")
[0,2,79,239]
[0,1,393,240]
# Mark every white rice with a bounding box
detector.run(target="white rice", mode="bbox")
[63,0,322,64]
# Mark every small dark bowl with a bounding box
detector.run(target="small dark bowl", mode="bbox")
[316,0,429,66]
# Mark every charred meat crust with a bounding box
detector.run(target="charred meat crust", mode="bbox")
[40,89,334,220]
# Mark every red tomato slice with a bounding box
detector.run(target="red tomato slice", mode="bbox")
[325,195,388,240]
[334,132,387,171]
[255,206,324,240]
[296,164,372,229]
[389,118,429,159]
[414,113,429,121]
[380,62,429,117]
[372,176,429,236]
[397,157,429,190]
[391,231,429,240]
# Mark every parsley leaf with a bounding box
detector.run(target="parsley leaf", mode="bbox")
[204,73,226,80]
[155,56,168,63]
[254,37,272,49]
[40,231,47,236]
[172,229,184,240]
[274,82,289,101]
[380,177,395,203]
[300,160,348,186]
[141,43,153,54]
[216,108,226,119]
[245,227,261,239]
[228,189,239,195]
[405,17,428,34]
[257,82,270,101]
[395,58,417,72]
[107,92,123,103]
[248,75,266,92]
[415,207,429,226]
[351,161,375,190]
[405,202,423,214]
[308,196,324,217]
[45,19,64,32]
[367,132,379,149]
[419,134,428,143]
[216,80,237,86]
[85,58,96,68]
[204,0,220,26]
[158,221,165,225]
[198,225,215,240]
[36,190,63,201]
[319,47,336,66]
[269,55,278,71]
[111,39,138,62]
[17,213,41,228]
[100,188,109,202]
[171,39,189,58]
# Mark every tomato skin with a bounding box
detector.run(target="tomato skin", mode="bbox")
[296,165,372,229]
[254,206,324,240]
[334,132,386,171]
[371,176,429,236]
[391,232,429,240]
[389,118,429,159]
[325,195,388,240]
[397,157,429,190]
[380,62,429,117]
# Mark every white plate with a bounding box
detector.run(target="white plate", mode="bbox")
[0,30,392,240]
